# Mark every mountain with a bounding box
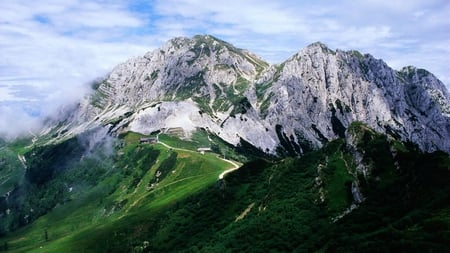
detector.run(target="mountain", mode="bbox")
[49,35,450,156]
[257,43,450,155]
[1,35,450,252]
[53,35,269,145]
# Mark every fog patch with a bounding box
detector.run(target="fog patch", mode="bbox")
[77,126,117,158]
[0,80,91,140]
[0,102,43,140]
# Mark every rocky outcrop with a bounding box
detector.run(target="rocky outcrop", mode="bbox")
[89,35,268,110]
[51,35,450,155]
[256,42,450,154]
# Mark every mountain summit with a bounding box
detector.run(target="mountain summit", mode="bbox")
[53,35,450,155]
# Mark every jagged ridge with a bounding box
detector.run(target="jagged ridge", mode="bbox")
[50,35,450,155]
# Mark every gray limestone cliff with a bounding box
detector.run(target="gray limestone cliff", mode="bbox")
[256,42,450,154]
[49,35,450,155]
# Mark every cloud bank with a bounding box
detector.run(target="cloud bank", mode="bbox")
[1,0,449,138]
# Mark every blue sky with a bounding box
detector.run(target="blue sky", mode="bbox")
[0,0,449,137]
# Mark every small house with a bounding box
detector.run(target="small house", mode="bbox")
[140,137,158,144]
[197,147,212,154]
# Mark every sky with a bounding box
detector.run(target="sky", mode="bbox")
[1,0,449,138]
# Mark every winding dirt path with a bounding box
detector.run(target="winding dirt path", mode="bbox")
[157,141,193,153]
[123,140,241,215]
[218,158,240,180]
[156,140,241,180]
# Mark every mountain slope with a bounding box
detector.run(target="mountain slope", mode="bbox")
[49,35,273,150]
[0,131,241,252]
[46,35,450,156]
[2,123,448,252]
[253,43,450,154]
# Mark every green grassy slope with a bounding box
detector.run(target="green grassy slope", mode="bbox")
[0,138,33,196]
[0,131,236,252]
[1,125,449,252]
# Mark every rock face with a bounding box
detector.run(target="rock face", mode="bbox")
[256,43,450,154]
[53,35,450,155]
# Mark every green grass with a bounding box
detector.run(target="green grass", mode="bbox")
[259,92,273,117]
[255,81,272,103]
[212,96,232,112]
[2,124,449,252]
[158,134,204,151]
[0,141,29,195]
[1,132,236,253]
[322,151,354,215]
[192,96,213,115]
[234,76,249,93]
[89,87,109,109]
[6,138,33,155]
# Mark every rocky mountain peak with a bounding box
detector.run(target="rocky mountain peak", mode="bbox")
[397,66,450,117]
[53,35,450,155]
[305,41,335,53]
[251,41,450,154]
[90,35,269,113]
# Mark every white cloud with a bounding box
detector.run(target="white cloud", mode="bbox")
[0,87,21,102]
[0,100,44,139]
[154,0,307,35]
[0,0,153,137]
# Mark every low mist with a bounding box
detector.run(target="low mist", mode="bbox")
[0,81,94,141]
[0,102,43,140]
[77,127,118,159]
